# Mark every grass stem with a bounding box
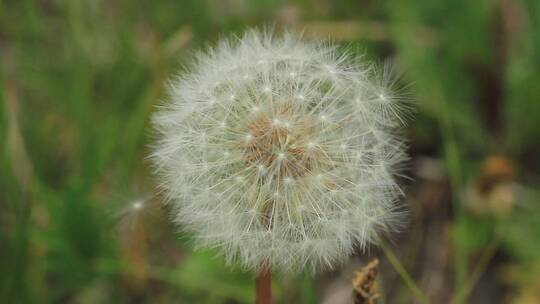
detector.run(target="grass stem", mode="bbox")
[453,236,501,304]
[380,239,430,304]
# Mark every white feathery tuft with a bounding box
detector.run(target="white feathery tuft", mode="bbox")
[150,29,409,273]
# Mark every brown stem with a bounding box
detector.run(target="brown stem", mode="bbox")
[256,267,272,304]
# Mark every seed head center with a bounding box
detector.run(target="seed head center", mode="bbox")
[243,111,316,180]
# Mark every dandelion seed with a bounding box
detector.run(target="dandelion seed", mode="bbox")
[131,200,144,211]
[116,198,150,229]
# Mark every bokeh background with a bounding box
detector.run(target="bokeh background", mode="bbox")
[1,0,540,303]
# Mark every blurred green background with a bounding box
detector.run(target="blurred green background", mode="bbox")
[1,0,540,303]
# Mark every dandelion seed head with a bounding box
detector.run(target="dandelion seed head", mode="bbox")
[151,29,409,273]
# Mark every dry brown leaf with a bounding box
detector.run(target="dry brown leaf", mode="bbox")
[352,258,380,304]
[467,155,517,215]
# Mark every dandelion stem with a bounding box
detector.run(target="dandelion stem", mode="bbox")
[379,239,430,304]
[256,266,272,304]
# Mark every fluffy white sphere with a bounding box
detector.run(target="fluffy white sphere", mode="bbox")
[151,30,408,273]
